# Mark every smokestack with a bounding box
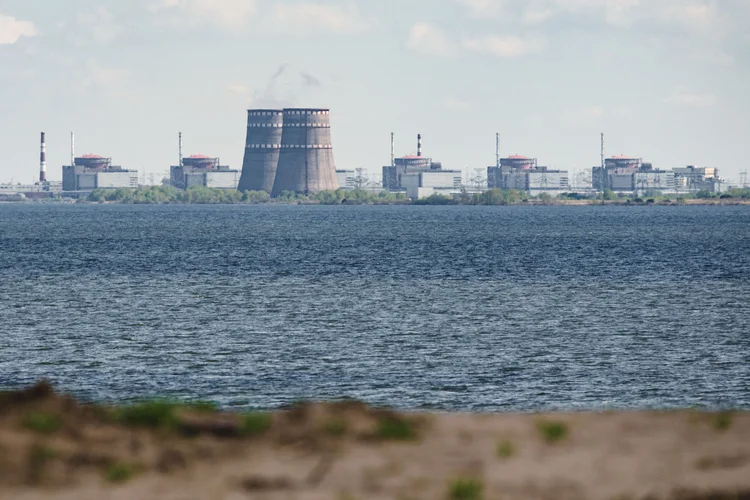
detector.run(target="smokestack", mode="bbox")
[39,132,47,183]
[391,132,396,167]
[417,134,422,157]
[179,132,183,167]
[601,132,605,169]
[495,133,500,167]
[70,131,75,167]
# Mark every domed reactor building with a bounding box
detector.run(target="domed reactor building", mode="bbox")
[271,108,339,197]
[237,109,284,193]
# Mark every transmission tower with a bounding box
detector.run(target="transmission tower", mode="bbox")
[354,168,369,190]
[472,168,487,190]
[741,170,748,188]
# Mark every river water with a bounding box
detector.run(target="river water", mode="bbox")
[1,204,748,411]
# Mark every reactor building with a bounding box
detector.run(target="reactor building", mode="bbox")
[592,158,722,194]
[382,134,462,198]
[592,156,678,193]
[62,153,138,192]
[237,108,339,196]
[487,155,569,196]
[170,154,239,189]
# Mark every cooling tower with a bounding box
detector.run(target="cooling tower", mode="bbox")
[237,109,283,193]
[271,108,339,197]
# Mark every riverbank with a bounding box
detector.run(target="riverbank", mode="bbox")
[2,382,748,500]
[4,186,750,206]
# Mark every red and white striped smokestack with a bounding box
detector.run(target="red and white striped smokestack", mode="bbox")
[417,134,422,157]
[39,132,47,183]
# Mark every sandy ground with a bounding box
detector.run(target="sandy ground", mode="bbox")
[1,382,748,500]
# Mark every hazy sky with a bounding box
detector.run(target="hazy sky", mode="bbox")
[1,0,749,184]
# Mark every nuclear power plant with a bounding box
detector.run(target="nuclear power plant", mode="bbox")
[238,108,339,196]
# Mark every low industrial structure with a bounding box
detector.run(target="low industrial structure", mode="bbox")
[62,154,138,192]
[336,170,356,190]
[592,157,675,193]
[592,156,722,194]
[673,166,723,193]
[0,182,62,200]
[170,154,239,190]
[382,134,463,199]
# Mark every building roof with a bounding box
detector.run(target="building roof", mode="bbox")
[187,154,212,159]
[506,155,530,159]
[80,154,104,159]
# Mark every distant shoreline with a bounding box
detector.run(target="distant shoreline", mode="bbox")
[3,199,750,207]
[2,185,749,207]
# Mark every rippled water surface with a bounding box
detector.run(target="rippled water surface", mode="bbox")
[1,204,748,411]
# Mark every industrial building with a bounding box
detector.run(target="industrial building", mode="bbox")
[592,157,676,193]
[487,154,570,196]
[673,166,723,193]
[62,154,138,192]
[382,134,463,198]
[591,156,723,194]
[336,170,356,190]
[170,154,239,190]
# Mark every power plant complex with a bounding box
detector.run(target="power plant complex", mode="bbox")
[3,116,737,201]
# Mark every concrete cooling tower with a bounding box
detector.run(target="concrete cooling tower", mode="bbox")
[271,108,339,197]
[238,110,283,193]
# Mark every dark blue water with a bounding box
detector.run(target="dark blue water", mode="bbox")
[1,204,748,411]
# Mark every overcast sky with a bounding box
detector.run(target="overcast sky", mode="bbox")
[1,0,749,184]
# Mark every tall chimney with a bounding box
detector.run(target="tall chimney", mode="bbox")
[390,132,395,167]
[179,131,183,167]
[39,132,47,182]
[495,132,500,167]
[600,132,605,169]
[417,134,422,157]
[70,131,75,167]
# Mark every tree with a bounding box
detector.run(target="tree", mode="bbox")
[538,192,553,204]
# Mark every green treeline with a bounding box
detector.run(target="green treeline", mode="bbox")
[85,186,750,206]
[413,189,534,205]
[86,186,407,205]
[593,187,750,203]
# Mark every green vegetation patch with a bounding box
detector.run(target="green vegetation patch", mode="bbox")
[115,399,218,430]
[23,411,62,434]
[448,478,484,500]
[714,412,733,432]
[537,420,569,444]
[374,415,417,441]
[497,440,515,458]
[116,401,181,429]
[105,462,140,484]
[241,412,272,437]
